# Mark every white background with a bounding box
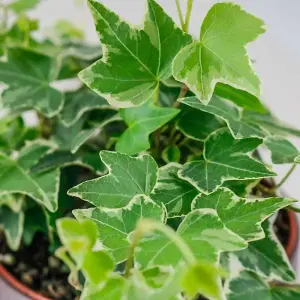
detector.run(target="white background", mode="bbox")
[2,0,300,298]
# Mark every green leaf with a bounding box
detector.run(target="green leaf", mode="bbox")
[73,195,165,263]
[222,179,258,197]
[82,251,115,285]
[182,262,224,300]
[173,3,265,104]
[177,106,225,141]
[8,0,40,13]
[61,41,102,61]
[0,48,64,117]
[0,141,60,212]
[192,188,294,241]
[179,96,266,139]
[179,128,275,193]
[0,193,23,211]
[136,209,247,268]
[53,118,98,154]
[56,218,98,262]
[214,83,267,113]
[79,0,191,107]
[264,136,300,164]
[231,220,295,282]
[116,100,179,155]
[243,111,300,138]
[68,151,158,208]
[151,163,198,217]
[81,275,126,300]
[162,146,181,163]
[226,270,300,300]
[59,89,111,127]
[0,199,24,250]
[31,150,106,175]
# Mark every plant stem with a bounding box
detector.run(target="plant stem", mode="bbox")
[183,0,194,33]
[175,0,185,30]
[288,205,300,213]
[275,164,297,189]
[174,84,189,107]
[124,219,196,277]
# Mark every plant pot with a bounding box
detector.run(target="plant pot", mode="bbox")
[0,264,50,300]
[0,210,299,300]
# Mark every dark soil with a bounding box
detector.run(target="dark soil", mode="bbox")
[0,178,295,299]
[0,232,79,299]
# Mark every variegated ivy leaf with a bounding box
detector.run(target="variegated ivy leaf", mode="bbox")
[264,136,300,164]
[179,96,266,139]
[177,106,225,141]
[0,141,60,212]
[53,118,98,154]
[79,0,192,107]
[0,48,64,117]
[59,89,111,127]
[214,83,267,114]
[69,151,158,208]
[179,128,275,193]
[116,100,179,155]
[31,150,106,175]
[73,195,165,263]
[0,195,24,250]
[151,163,199,217]
[173,3,265,104]
[231,220,295,282]
[226,270,300,300]
[136,208,247,268]
[222,179,258,198]
[192,188,294,242]
[0,193,23,211]
[243,111,300,138]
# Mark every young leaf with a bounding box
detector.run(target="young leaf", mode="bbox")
[136,208,247,268]
[79,0,192,107]
[116,100,179,155]
[59,89,111,127]
[173,3,265,104]
[81,276,126,300]
[151,163,199,217]
[0,48,64,117]
[192,188,294,241]
[8,0,40,14]
[179,128,275,193]
[182,262,224,300]
[177,107,225,141]
[0,200,24,250]
[0,142,60,212]
[57,218,115,287]
[179,96,266,139]
[73,195,165,263]
[231,220,295,282]
[226,270,300,300]
[68,151,158,208]
[264,136,300,164]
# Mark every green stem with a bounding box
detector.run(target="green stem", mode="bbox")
[154,82,160,104]
[124,219,196,277]
[183,0,194,33]
[275,164,297,189]
[175,0,185,30]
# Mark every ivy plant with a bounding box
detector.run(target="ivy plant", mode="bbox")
[1,0,300,299]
